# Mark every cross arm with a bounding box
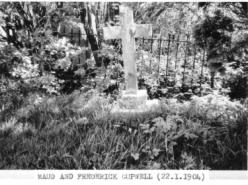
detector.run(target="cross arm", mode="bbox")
[135,24,152,38]
[103,26,122,40]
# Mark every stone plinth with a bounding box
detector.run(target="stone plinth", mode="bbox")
[111,89,160,114]
[119,90,147,109]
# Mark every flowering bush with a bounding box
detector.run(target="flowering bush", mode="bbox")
[162,92,245,124]
[46,37,87,70]
[10,53,39,81]
[187,93,245,122]
[37,74,64,94]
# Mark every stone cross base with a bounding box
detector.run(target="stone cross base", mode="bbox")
[111,90,160,114]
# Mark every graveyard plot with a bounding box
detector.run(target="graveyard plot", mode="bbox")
[0,2,247,170]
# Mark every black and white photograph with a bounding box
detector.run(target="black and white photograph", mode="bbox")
[0,1,247,173]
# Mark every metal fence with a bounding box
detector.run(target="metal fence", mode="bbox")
[135,34,209,91]
[59,29,210,91]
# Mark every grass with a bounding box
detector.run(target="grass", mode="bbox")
[0,90,247,169]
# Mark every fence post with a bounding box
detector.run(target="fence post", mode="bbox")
[165,34,171,84]
[62,25,66,38]
[78,29,81,46]
[71,28,73,45]
[149,33,153,73]
[158,36,162,74]
[191,44,197,89]
[174,34,180,70]
[142,37,145,48]
[199,46,206,92]
[78,52,80,66]
[182,34,190,89]
[142,37,145,72]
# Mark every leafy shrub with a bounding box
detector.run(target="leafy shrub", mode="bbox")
[222,65,248,99]
[10,55,39,80]
[187,93,244,123]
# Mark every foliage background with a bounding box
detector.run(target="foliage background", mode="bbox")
[0,2,247,170]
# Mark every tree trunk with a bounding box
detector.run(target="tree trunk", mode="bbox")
[80,3,102,67]
[210,71,215,88]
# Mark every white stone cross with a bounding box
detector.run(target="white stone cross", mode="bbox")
[103,5,152,94]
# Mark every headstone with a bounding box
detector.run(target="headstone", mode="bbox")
[58,21,87,46]
[58,20,91,68]
[103,5,159,113]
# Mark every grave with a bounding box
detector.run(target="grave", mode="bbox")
[58,20,87,46]
[103,5,160,114]
[57,19,92,67]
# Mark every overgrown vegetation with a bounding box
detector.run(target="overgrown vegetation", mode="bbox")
[0,2,247,169]
[0,91,246,169]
